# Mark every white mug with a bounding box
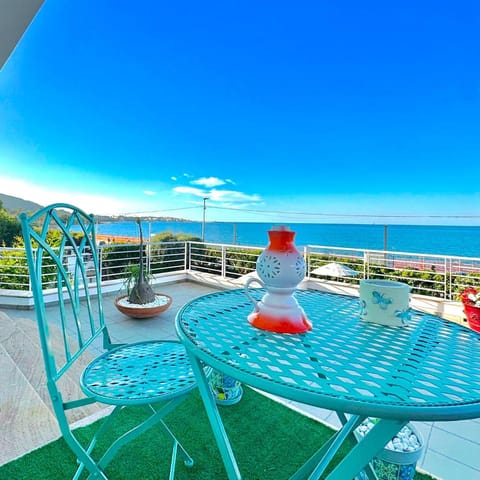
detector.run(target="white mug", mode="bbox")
[359,279,411,327]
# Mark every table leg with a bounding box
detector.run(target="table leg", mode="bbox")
[325,418,407,480]
[187,352,242,480]
[336,412,377,480]
[289,414,362,480]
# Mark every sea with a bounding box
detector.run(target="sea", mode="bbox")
[94,221,480,259]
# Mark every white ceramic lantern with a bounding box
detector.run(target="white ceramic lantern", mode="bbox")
[244,226,311,334]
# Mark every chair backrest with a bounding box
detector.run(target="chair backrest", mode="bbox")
[20,203,110,385]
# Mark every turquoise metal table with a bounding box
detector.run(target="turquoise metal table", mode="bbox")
[175,288,480,479]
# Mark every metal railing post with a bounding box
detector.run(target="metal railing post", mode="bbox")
[221,245,226,278]
[445,256,449,300]
[364,251,369,279]
[98,244,104,284]
[304,246,309,276]
[146,239,151,274]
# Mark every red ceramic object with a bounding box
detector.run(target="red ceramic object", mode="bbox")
[464,304,480,332]
[247,308,311,334]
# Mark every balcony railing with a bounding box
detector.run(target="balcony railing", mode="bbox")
[304,244,480,301]
[2,240,480,302]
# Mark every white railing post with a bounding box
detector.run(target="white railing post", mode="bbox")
[304,246,309,276]
[147,238,151,274]
[445,256,449,300]
[98,244,102,284]
[221,245,226,278]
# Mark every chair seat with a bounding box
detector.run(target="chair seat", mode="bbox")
[81,340,197,405]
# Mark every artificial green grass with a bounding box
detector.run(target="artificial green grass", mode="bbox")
[0,388,435,480]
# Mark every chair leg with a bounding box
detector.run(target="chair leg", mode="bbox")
[67,430,110,480]
[72,407,123,480]
[54,407,117,480]
[160,419,194,467]
[62,397,194,479]
[93,398,194,475]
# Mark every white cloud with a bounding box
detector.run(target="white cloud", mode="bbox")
[208,189,261,202]
[173,186,207,197]
[143,190,156,195]
[173,184,261,204]
[171,176,177,181]
[191,176,226,188]
[171,174,261,207]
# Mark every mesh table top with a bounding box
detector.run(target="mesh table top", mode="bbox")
[176,288,480,421]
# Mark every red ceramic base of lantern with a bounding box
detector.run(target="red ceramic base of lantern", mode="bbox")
[248,310,312,334]
[464,304,480,332]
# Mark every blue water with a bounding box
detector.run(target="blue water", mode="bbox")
[94,221,479,258]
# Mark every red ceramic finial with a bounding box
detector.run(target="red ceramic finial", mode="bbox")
[268,226,296,253]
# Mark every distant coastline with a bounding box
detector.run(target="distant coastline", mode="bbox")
[95,214,192,223]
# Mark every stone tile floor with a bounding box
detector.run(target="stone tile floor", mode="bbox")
[1,280,480,479]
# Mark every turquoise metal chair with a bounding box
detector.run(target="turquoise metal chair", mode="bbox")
[20,203,198,479]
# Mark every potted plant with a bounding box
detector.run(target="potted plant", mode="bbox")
[459,287,480,332]
[355,418,424,480]
[114,218,172,319]
[208,370,243,406]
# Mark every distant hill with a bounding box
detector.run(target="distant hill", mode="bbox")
[0,193,43,215]
[0,193,190,222]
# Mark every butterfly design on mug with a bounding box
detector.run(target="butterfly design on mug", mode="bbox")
[371,291,393,310]
[395,308,412,325]
[360,299,367,317]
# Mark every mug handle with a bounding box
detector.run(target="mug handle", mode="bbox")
[244,277,265,309]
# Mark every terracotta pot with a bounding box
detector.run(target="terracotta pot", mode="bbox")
[355,420,423,480]
[114,294,172,319]
[464,304,480,332]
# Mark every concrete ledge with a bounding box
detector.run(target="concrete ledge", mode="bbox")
[0,272,468,327]
[0,271,190,309]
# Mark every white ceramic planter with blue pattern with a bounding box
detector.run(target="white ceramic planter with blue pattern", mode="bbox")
[359,280,411,327]
[208,370,243,405]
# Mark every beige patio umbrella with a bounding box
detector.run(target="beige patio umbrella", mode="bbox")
[311,262,359,277]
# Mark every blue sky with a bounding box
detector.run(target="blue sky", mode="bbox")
[1,1,479,224]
